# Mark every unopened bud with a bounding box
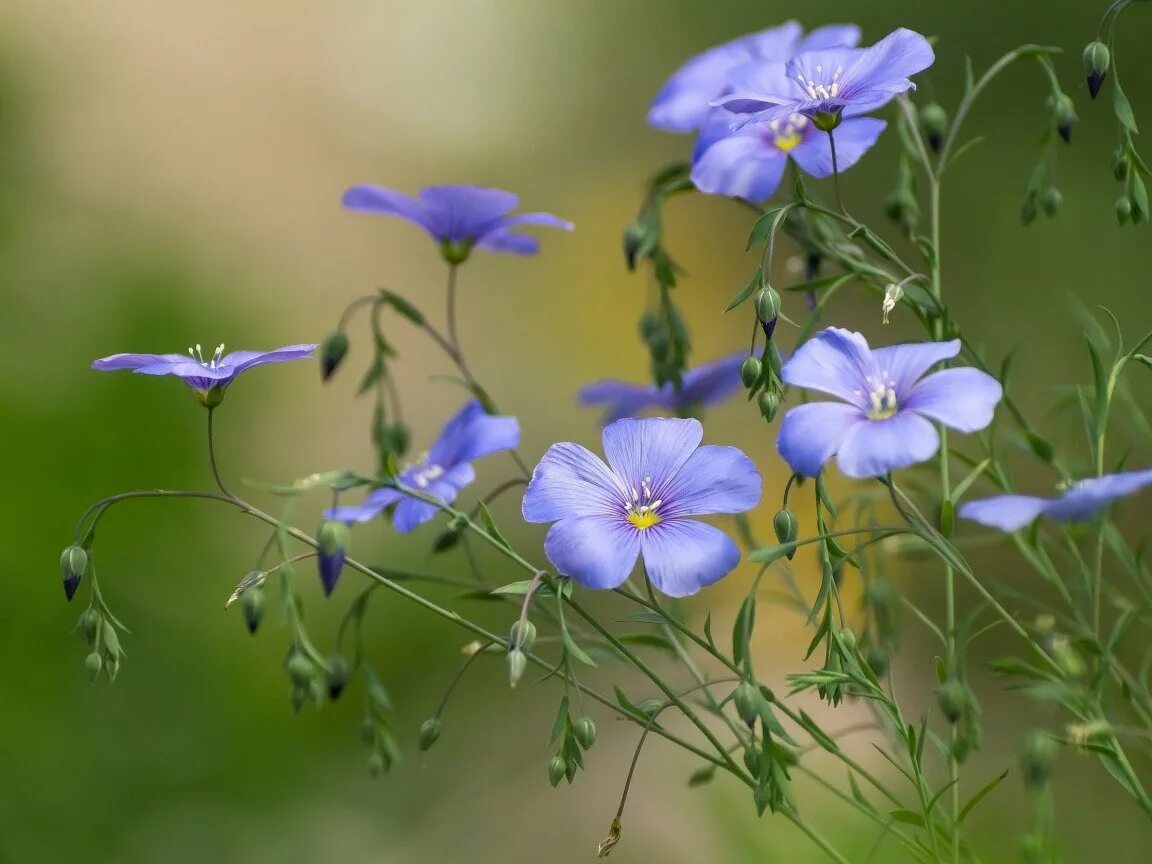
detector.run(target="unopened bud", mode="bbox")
[1083,41,1110,99]
[733,680,760,726]
[1040,187,1063,217]
[60,545,88,602]
[507,648,528,688]
[938,679,969,724]
[1020,195,1038,226]
[285,652,314,688]
[548,755,567,787]
[755,287,781,323]
[77,607,101,645]
[1117,196,1133,225]
[419,718,442,752]
[326,654,350,700]
[773,507,798,549]
[319,330,350,382]
[84,651,103,682]
[317,519,349,596]
[622,221,647,271]
[757,391,780,422]
[1050,93,1076,143]
[1019,730,1058,789]
[743,747,762,775]
[573,717,598,750]
[509,619,537,652]
[919,103,948,152]
[881,283,904,324]
[1112,149,1130,181]
[367,749,385,778]
[241,586,266,635]
[740,356,762,388]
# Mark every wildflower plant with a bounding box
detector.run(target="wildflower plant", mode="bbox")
[59,3,1152,862]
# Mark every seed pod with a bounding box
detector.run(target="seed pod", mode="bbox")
[548,755,567,787]
[740,357,762,388]
[1117,196,1133,225]
[60,545,89,602]
[1050,93,1076,143]
[418,718,442,752]
[77,607,101,645]
[1112,149,1131,181]
[758,391,780,422]
[319,330,350,382]
[84,651,103,683]
[1040,187,1063,217]
[622,221,648,270]
[285,652,314,688]
[573,717,598,750]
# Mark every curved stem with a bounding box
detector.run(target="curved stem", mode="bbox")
[435,639,495,718]
[207,409,238,501]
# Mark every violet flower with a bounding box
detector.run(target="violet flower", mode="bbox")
[341,184,572,262]
[578,353,745,425]
[523,418,761,597]
[328,400,519,533]
[649,22,861,133]
[959,469,1152,532]
[777,328,1002,479]
[716,28,934,129]
[92,343,318,407]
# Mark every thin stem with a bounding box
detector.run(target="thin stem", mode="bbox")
[435,639,495,718]
[207,409,237,501]
[444,263,475,383]
[827,130,847,216]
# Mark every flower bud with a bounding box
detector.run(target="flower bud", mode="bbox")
[326,654,350,700]
[1117,196,1133,225]
[317,519,349,596]
[1020,195,1038,226]
[938,679,969,724]
[319,330,350,382]
[419,718,442,752]
[285,652,314,688]
[84,651,103,683]
[1112,149,1130,181]
[919,102,948,152]
[773,507,798,549]
[622,221,647,270]
[755,287,781,323]
[1049,93,1076,143]
[1083,41,1110,99]
[740,356,762,388]
[548,755,567,787]
[733,680,760,726]
[573,717,598,750]
[367,749,385,778]
[509,619,537,652]
[241,586,266,635]
[743,747,761,776]
[77,607,101,645]
[757,391,779,422]
[507,648,528,688]
[1019,730,1058,789]
[60,545,88,602]
[1040,187,1063,217]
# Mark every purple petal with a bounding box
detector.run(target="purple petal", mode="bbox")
[871,339,961,395]
[834,28,935,115]
[777,401,862,477]
[1048,469,1152,521]
[342,185,431,232]
[835,411,939,478]
[544,516,640,590]
[474,230,540,256]
[523,442,628,522]
[660,446,762,518]
[691,132,788,200]
[958,495,1051,532]
[904,368,1003,433]
[133,361,233,381]
[392,496,441,533]
[602,417,701,496]
[789,118,886,177]
[327,487,403,524]
[781,327,877,407]
[418,186,519,243]
[496,211,574,231]
[797,24,862,52]
[426,400,520,468]
[92,352,189,372]
[226,344,318,373]
[679,352,746,407]
[640,519,741,597]
[578,380,668,425]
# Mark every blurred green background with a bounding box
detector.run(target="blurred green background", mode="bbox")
[4,1,1152,861]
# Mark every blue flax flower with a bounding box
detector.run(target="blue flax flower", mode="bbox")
[649,22,861,133]
[92,343,317,407]
[959,469,1152,532]
[328,400,519,533]
[341,184,572,262]
[522,418,761,597]
[716,28,934,128]
[578,353,745,425]
[777,328,1002,479]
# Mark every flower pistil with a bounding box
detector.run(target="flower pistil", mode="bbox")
[624,476,663,530]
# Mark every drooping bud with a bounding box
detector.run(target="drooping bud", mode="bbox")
[1117,196,1133,225]
[733,680,760,726]
[1020,195,1038,226]
[317,519,349,596]
[507,648,528,688]
[548,755,567,787]
[757,391,779,422]
[84,651,103,682]
[285,651,314,688]
[1112,149,1131,181]
[622,221,647,271]
[1040,187,1063,217]
[325,654,350,700]
[1019,730,1059,789]
[76,607,101,646]
[573,717,598,750]
[773,508,798,548]
[418,718,442,752]
[319,330,350,382]
[1083,41,1111,99]
[1049,93,1076,143]
[755,287,781,323]
[740,357,762,388]
[60,545,88,602]
[241,586,266,635]
[509,619,537,652]
[938,679,969,724]
[919,102,948,152]
[743,746,762,775]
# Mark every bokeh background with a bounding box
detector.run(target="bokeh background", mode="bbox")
[4,1,1152,862]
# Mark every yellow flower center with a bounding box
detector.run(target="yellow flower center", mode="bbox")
[864,374,899,420]
[769,114,810,154]
[624,476,663,531]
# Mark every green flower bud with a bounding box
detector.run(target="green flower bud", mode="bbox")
[285,652,314,688]
[1020,195,1038,226]
[919,102,948,152]
[438,239,474,266]
[573,717,598,750]
[507,648,528,688]
[84,651,103,683]
[1019,730,1059,789]
[1049,93,1076,143]
[1040,187,1063,217]
[418,718,442,752]
[740,356,762,388]
[548,755,567,787]
[509,619,537,652]
[241,586,266,635]
[758,391,780,422]
[755,287,781,323]
[733,680,760,726]
[360,719,377,746]
[319,330,350,382]
[743,747,762,776]
[938,679,969,724]
[1112,149,1131,181]
[773,507,798,548]
[622,221,647,270]
[60,545,88,602]
[1117,196,1133,225]
[367,749,385,778]
[812,109,842,133]
[326,654,350,701]
[76,607,101,646]
[638,698,664,717]
[1083,41,1110,99]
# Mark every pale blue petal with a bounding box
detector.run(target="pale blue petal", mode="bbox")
[602,417,702,496]
[474,230,540,255]
[92,352,189,371]
[777,401,862,476]
[227,344,318,373]
[680,352,746,407]
[958,495,1051,532]
[427,400,520,467]
[835,411,939,478]
[327,487,403,524]
[780,327,877,408]
[788,118,886,177]
[659,445,761,518]
[578,380,668,425]
[904,368,1003,432]
[342,185,431,233]
[798,24,862,52]
[641,519,741,597]
[544,516,640,590]
[871,339,961,395]
[418,186,519,242]
[523,442,627,522]
[1048,469,1152,521]
[691,133,788,200]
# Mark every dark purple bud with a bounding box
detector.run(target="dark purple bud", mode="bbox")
[319,330,350,382]
[317,520,349,596]
[919,103,948,153]
[761,315,778,341]
[1083,41,1110,99]
[60,545,88,602]
[326,654,350,700]
[241,587,265,634]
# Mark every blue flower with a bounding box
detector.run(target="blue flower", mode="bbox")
[959,470,1152,532]
[649,22,861,133]
[92,343,318,407]
[522,418,761,597]
[341,184,572,261]
[777,328,1002,479]
[328,400,519,533]
[578,353,745,425]
[715,28,934,128]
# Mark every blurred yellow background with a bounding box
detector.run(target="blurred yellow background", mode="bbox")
[3,1,1152,862]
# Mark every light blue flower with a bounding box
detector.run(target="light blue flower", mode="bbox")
[959,470,1152,532]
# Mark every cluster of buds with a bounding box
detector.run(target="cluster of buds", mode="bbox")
[75,603,124,683]
[740,285,784,424]
[548,697,597,788]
